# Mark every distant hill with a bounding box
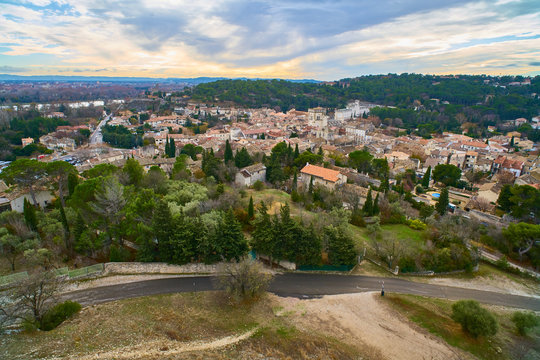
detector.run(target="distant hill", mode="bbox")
[0,74,320,84]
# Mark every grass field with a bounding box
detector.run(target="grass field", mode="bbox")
[0,292,361,360]
[383,294,540,360]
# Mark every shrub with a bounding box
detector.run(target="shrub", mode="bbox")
[451,300,498,338]
[252,180,264,191]
[512,311,539,336]
[40,301,82,331]
[398,256,417,273]
[215,258,273,303]
[109,245,131,262]
[408,219,427,230]
[415,185,424,194]
[291,190,302,203]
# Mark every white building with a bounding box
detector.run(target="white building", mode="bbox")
[235,163,267,187]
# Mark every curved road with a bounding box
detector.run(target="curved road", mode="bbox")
[65,273,540,311]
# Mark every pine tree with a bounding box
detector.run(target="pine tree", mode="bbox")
[248,196,254,219]
[153,199,174,262]
[73,212,86,243]
[372,193,380,215]
[363,188,373,216]
[218,209,248,261]
[234,147,253,168]
[294,143,300,159]
[497,184,512,211]
[252,201,274,261]
[23,198,38,232]
[422,166,431,188]
[67,172,78,197]
[436,187,449,216]
[224,139,233,163]
[325,226,357,266]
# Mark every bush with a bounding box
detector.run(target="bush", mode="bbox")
[451,300,498,338]
[415,185,424,194]
[215,258,273,303]
[109,245,131,262]
[408,219,427,230]
[398,256,418,273]
[40,301,82,331]
[252,180,264,191]
[512,311,539,335]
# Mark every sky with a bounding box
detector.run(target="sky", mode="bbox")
[0,0,539,80]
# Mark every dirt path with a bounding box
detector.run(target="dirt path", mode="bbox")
[277,292,471,360]
[48,328,258,360]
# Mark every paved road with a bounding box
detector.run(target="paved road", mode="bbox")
[89,114,111,144]
[65,273,540,311]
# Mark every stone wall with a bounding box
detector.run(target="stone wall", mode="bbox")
[103,262,221,275]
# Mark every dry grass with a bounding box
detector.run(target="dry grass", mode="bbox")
[0,292,361,360]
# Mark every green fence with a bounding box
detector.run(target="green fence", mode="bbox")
[68,263,104,279]
[297,264,354,272]
[54,267,69,276]
[0,271,29,286]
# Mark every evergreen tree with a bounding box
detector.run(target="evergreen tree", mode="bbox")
[309,176,314,194]
[248,196,254,219]
[23,198,38,232]
[169,137,176,157]
[73,212,86,244]
[234,147,253,168]
[217,209,248,261]
[252,201,274,260]
[510,136,515,147]
[497,184,512,212]
[171,215,200,264]
[295,224,322,266]
[318,147,324,156]
[380,175,390,193]
[58,202,71,252]
[372,193,380,215]
[294,143,300,159]
[67,172,78,197]
[363,188,373,216]
[292,170,298,191]
[165,136,170,157]
[436,187,450,216]
[224,139,233,163]
[153,199,174,262]
[421,166,431,188]
[325,226,357,266]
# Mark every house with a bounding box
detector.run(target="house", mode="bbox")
[21,137,34,147]
[235,163,267,187]
[491,155,523,177]
[300,163,347,189]
[6,189,54,212]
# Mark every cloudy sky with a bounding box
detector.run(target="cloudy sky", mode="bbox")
[1,0,539,80]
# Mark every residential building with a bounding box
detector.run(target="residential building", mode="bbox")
[235,163,266,187]
[300,163,347,189]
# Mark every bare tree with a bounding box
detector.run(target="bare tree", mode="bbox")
[11,272,63,327]
[470,197,492,212]
[496,171,515,185]
[215,258,273,303]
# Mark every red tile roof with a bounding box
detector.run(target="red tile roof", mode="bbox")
[301,164,340,182]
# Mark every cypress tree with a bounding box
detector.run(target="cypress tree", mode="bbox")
[294,143,300,159]
[153,199,174,262]
[165,136,170,157]
[58,202,71,252]
[309,176,314,194]
[23,198,38,232]
[372,193,380,215]
[363,188,373,216]
[73,212,86,243]
[436,187,449,216]
[224,139,233,163]
[292,170,298,191]
[421,166,431,188]
[326,226,357,266]
[169,137,176,157]
[218,209,248,261]
[318,146,324,156]
[248,196,254,219]
[510,136,515,147]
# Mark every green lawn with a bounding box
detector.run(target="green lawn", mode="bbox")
[383,294,540,360]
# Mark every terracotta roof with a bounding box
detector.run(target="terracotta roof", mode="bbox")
[301,164,340,183]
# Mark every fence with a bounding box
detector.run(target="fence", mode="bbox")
[297,264,354,272]
[68,263,105,279]
[0,271,29,287]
